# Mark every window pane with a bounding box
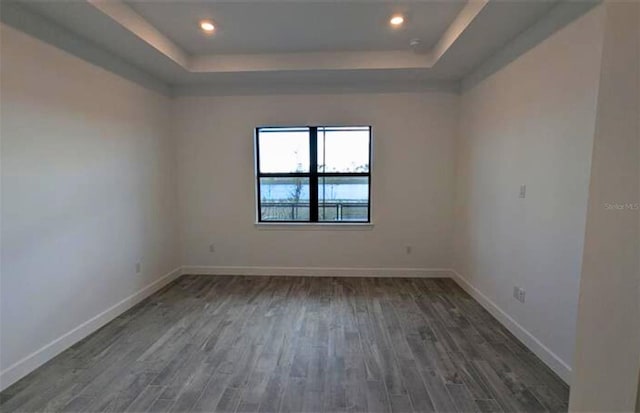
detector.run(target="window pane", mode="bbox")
[258,128,310,173]
[318,176,369,222]
[260,177,310,221]
[317,127,370,173]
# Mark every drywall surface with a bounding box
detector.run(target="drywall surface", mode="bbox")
[0,24,179,387]
[569,2,640,411]
[453,5,605,381]
[174,92,458,272]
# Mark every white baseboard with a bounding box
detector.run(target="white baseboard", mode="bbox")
[180,265,454,278]
[450,270,572,384]
[1,265,571,392]
[0,267,183,392]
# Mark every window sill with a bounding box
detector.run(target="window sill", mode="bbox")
[254,222,374,231]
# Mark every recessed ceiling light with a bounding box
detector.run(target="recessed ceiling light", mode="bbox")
[200,20,215,33]
[390,15,404,26]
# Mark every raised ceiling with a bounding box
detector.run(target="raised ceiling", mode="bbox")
[2,0,597,95]
[124,1,467,55]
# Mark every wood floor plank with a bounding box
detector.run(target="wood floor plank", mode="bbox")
[446,383,482,413]
[0,276,569,413]
[125,385,165,413]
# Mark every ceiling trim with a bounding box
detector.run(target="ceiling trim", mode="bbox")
[82,0,489,74]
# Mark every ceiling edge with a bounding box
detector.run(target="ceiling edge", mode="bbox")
[190,50,432,73]
[0,1,463,97]
[80,0,489,74]
[171,79,461,98]
[4,0,594,98]
[429,0,489,64]
[87,0,189,68]
[461,0,602,93]
[0,1,172,97]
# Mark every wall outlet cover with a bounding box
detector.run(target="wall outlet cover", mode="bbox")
[519,184,527,198]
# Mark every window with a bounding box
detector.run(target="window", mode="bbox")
[256,126,371,223]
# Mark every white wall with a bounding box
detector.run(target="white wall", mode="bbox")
[0,25,180,388]
[452,5,605,382]
[2,3,632,405]
[569,2,640,411]
[174,92,458,273]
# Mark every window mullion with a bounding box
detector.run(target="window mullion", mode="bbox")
[309,127,319,222]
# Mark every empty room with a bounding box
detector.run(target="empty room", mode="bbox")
[0,0,638,412]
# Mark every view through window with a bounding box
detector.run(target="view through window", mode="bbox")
[256,126,371,223]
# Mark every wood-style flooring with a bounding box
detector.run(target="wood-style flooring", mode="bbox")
[0,276,569,412]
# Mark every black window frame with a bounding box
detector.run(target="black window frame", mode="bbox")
[255,125,372,223]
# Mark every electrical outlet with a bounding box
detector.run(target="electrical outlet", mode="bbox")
[519,184,527,199]
[513,286,526,303]
[135,262,141,274]
[209,243,215,253]
[405,245,412,255]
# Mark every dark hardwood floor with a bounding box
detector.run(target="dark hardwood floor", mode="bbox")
[0,275,569,412]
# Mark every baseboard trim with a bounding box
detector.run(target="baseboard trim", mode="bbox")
[0,265,571,391]
[181,265,453,278]
[0,266,183,392]
[450,270,572,384]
